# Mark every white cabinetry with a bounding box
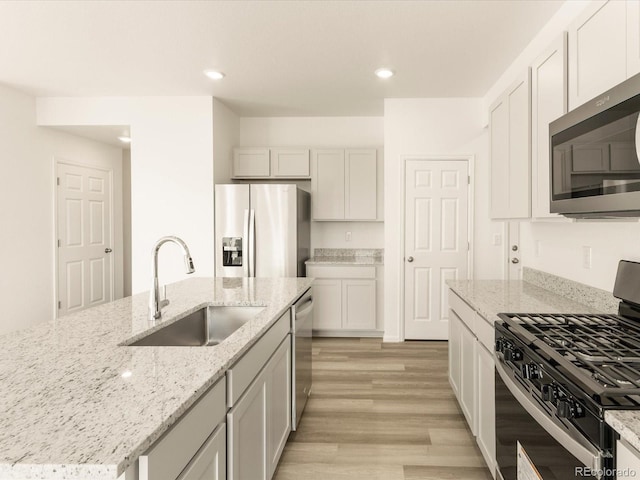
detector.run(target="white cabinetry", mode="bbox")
[233,148,310,179]
[311,148,377,221]
[307,265,381,336]
[568,0,628,110]
[448,289,495,477]
[139,380,226,480]
[490,70,531,219]
[616,439,640,478]
[227,310,292,480]
[177,424,226,480]
[531,34,567,219]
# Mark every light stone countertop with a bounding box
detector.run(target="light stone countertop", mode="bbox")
[0,276,313,480]
[305,255,384,265]
[446,279,603,323]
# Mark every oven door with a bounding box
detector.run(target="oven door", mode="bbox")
[495,361,606,480]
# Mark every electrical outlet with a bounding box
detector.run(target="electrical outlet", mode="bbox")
[582,246,592,269]
[492,233,502,246]
[345,231,352,242]
[535,240,542,258]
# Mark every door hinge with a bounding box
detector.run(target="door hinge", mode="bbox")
[468,175,470,185]
[57,239,61,247]
[56,177,60,186]
[468,241,470,251]
[58,301,61,309]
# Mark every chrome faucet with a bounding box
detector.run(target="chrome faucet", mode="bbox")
[150,236,195,320]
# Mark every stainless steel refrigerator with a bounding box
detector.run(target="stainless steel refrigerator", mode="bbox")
[214,184,310,277]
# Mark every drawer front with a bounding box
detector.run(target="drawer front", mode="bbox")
[307,265,376,279]
[227,310,290,407]
[139,379,226,480]
[475,314,495,353]
[448,290,476,333]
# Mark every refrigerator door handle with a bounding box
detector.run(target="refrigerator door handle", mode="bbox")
[249,209,256,277]
[243,209,250,277]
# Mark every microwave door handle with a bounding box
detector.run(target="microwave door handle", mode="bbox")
[496,361,603,473]
[249,209,256,277]
[635,113,640,164]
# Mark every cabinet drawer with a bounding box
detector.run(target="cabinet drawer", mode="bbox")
[227,310,290,407]
[139,379,226,480]
[307,265,375,279]
[448,290,476,332]
[475,314,495,353]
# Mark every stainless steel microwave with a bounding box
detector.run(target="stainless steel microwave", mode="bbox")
[550,73,640,218]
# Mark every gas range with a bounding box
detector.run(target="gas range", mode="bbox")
[494,260,640,480]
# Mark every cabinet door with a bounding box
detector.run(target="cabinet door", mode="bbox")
[507,69,532,219]
[616,439,640,479]
[448,310,462,399]
[345,149,377,220]
[489,96,509,219]
[271,148,310,178]
[267,338,292,479]
[311,279,342,330]
[459,321,476,435]
[342,279,376,330]
[476,343,495,475]
[569,0,627,110]
[227,370,268,480]
[531,34,567,219]
[311,149,345,220]
[233,148,270,178]
[177,424,226,480]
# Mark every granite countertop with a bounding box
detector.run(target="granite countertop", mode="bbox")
[446,279,603,323]
[305,248,384,266]
[306,255,384,265]
[0,276,313,480]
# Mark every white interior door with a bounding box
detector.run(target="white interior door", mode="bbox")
[404,159,469,340]
[57,162,113,316]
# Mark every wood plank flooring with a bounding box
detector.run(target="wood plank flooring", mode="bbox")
[274,338,492,480]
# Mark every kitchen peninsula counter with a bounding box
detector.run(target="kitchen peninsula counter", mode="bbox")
[0,276,312,480]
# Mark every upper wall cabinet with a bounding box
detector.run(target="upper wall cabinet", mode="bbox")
[531,34,568,219]
[568,0,629,110]
[232,148,310,179]
[490,70,531,219]
[311,148,377,221]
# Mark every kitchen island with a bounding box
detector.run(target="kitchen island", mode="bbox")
[0,276,312,480]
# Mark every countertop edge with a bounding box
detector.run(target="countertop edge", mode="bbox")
[605,411,640,453]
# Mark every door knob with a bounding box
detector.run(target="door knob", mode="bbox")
[511,258,519,264]
[407,256,414,263]
[105,248,113,253]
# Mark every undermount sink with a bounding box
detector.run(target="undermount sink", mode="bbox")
[128,306,264,347]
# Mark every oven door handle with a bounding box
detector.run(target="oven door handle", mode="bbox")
[496,360,603,475]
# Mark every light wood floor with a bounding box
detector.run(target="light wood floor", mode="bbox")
[274,337,492,480]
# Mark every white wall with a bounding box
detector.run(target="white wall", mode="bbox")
[239,116,385,251]
[213,98,240,185]
[37,96,214,293]
[383,98,503,341]
[482,0,637,292]
[0,83,123,335]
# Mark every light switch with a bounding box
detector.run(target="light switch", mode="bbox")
[535,240,542,258]
[492,233,502,246]
[582,246,592,269]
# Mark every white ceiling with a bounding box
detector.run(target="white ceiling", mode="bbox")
[0,0,563,117]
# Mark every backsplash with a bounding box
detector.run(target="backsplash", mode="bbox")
[313,248,384,258]
[523,267,619,314]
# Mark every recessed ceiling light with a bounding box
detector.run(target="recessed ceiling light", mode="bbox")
[204,69,225,80]
[375,68,394,79]
[118,136,131,143]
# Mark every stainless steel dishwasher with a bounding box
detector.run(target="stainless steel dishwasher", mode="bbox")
[292,287,313,430]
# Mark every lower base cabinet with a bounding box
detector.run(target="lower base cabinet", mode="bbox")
[448,289,496,479]
[178,424,226,480]
[228,336,292,480]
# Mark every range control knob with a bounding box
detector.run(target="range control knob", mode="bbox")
[504,347,523,362]
[541,384,557,402]
[556,399,585,419]
[495,338,505,354]
[520,363,540,380]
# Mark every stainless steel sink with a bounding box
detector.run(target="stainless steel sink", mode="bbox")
[129,306,264,347]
